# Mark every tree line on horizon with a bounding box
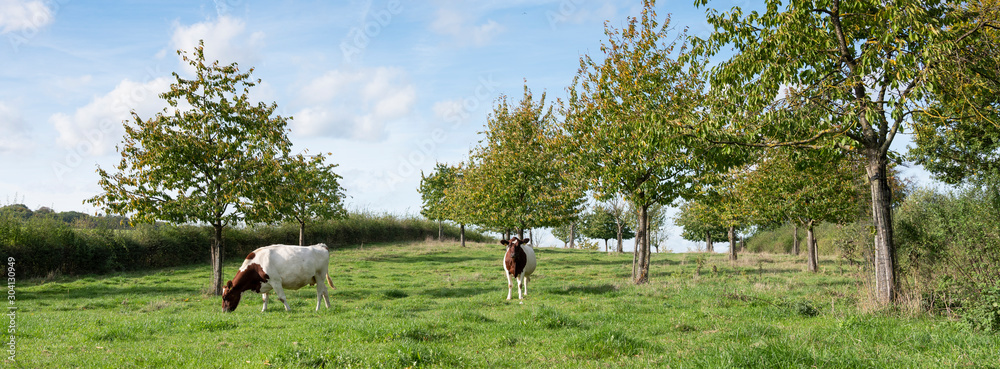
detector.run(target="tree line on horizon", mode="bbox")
[77,0,997,311]
[0,203,132,229]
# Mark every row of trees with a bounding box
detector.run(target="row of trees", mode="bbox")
[551,199,648,253]
[688,0,998,304]
[420,0,999,305]
[86,41,347,295]
[674,150,877,268]
[0,204,125,228]
[420,4,716,284]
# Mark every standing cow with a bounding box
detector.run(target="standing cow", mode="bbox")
[502,237,536,301]
[222,244,334,312]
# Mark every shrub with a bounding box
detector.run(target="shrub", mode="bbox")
[894,186,1000,331]
[964,282,1000,332]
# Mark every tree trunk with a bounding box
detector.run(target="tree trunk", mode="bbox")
[705,231,713,253]
[568,223,576,249]
[604,239,609,252]
[460,223,466,247]
[210,223,224,295]
[632,213,642,279]
[438,220,442,242]
[615,222,624,253]
[634,205,650,284]
[504,229,510,240]
[792,223,800,255]
[739,237,745,252]
[518,228,524,240]
[728,225,737,261]
[299,220,306,246]
[806,220,818,273]
[632,241,638,277]
[866,154,896,303]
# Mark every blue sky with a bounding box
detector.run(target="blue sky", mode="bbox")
[0,0,936,251]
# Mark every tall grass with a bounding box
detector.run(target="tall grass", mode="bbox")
[0,210,486,279]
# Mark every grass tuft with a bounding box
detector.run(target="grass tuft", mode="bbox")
[381,289,409,299]
[569,329,657,359]
[530,305,583,329]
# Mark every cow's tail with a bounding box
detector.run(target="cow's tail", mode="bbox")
[326,273,335,290]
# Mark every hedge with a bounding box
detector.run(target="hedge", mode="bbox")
[0,211,487,279]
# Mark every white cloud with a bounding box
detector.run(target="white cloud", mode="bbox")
[291,67,416,142]
[49,77,173,156]
[292,107,351,138]
[169,16,265,75]
[0,101,31,153]
[430,7,505,47]
[0,0,53,34]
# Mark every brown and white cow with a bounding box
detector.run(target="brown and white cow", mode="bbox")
[222,243,334,312]
[501,237,536,301]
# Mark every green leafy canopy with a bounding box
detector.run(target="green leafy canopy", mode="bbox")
[86,41,293,228]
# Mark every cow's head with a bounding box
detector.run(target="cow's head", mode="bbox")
[501,237,530,249]
[221,280,242,312]
[221,264,267,313]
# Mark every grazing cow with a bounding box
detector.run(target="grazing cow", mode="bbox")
[501,237,536,301]
[222,243,335,312]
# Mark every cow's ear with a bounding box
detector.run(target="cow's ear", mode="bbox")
[500,240,509,246]
[522,238,530,244]
[226,280,233,289]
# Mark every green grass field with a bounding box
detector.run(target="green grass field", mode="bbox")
[13,242,1000,368]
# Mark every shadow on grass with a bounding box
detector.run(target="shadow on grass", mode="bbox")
[375,254,497,265]
[549,257,632,267]
[650,257,681,266]
[332,289,375,300]
[814,279,855,287]
[421,286,492,298]
[549,284,619,295]
[27,284,200,300]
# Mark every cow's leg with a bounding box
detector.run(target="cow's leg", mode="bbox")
[261,292,269,312]
[516,275,524,300]
[322,272,332,308]
[506,271,513,300]
[315,273,330,311]
[268,279,291,311]
[321,283,331,309]
[523,276,529,297]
